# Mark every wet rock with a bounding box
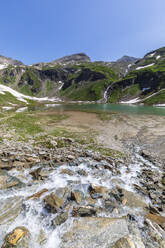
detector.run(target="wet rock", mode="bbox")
[55,187,70,201]
[70,191,83,204]
[145,218,165,248]
[121,188,147,209]
[72,206,96,217]
[60,168,74,176]
[77,169,87,176]
[37,229,47,246]
[26,189,48,200]
[67,155,75,160]
[61,217,129,248]
[0,197,23,225]
[85,195,97,206]
[146,213,165,230]
[30,167,50,180]
[52,211,68,227]
[0,170,23,190]
[89,184,108,195]
[112,235,136,248]
[44,193,64,213]
[140,150,155,163]
[162,175,165,186]
[1,227,29,248]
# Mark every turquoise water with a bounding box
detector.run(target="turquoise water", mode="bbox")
[43,103,165,116]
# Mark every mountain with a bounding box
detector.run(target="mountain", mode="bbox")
[95,56,139,78]
[116,55,138,63]
[0,54,24,70]
[105,47,165,105]
[33,53,91,69]
[1,47,165,105]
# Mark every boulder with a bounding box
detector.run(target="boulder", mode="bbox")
[0,170,23,190]
[61,217,129,248]
[0,197,23,225]
[44,193,64,213]
[89,184,108,195]
[70,191,83,204]
[26,189,48,200]
[112,236,136,248]
[1,227,29,248]
[120,188,147,209]
[72,206,97,217]
[146,213,165,230]
[52,212,68,227]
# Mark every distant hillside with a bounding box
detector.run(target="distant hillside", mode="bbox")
[105,47,165,105]
[0,47,165,105]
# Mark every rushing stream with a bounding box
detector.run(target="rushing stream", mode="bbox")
[0,142,164,247]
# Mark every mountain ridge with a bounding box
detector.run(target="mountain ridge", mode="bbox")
[0,47,165,105]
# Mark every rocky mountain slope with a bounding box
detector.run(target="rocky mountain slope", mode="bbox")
[0,54,23,70]
[0,47,165,105]
[105,47,165,105]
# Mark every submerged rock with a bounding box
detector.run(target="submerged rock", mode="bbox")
[44,193,64,213]
[1,227,29,248]
[0,170,23,190]
[0,197,23,225]
[72,206,96,217]
[146,213,165,230]
[52,211,68,227]
[70,190,83,204]
[26,189,48,200]
[61,217,129,248]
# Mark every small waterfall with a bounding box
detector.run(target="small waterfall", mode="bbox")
[103,84,111,103]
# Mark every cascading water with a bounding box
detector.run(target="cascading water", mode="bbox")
[0,144,164,247]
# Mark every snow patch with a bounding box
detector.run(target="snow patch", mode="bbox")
[136,63,155,70]
[0,84,61,103]
[2,106,14,111]
[147,52,156,58]
[16,107,28,113]
[120,98,140,104]
[128,64,132,68]
[156,55,161,60]
[0,64,8,70]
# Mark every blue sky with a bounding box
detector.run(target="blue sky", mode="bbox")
[0,0,165,64]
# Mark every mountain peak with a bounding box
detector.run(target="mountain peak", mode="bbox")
[116,55,139,63]
[53,53,91,65]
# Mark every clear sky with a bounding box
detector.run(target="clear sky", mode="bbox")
[0,0,165,64]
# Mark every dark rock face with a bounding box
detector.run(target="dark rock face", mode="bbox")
[75,68,106,83]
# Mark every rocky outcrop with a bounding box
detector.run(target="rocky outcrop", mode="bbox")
[61,217,129,248]
[0,197,23,225]
[1,227,29,248]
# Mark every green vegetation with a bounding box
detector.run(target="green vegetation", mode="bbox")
[0,91,25,106]
[51,127,96,145]
[143,89,165,105]
[60,63,119,101]
[87,144,125,158]
[46,80,54,94]
[20,69,42,96]
[0,112,43,135]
